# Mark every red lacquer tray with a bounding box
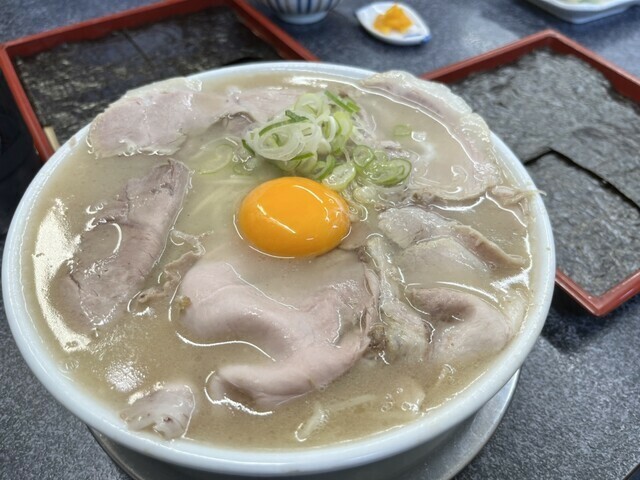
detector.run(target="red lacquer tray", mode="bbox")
[0,0,317,162]
[423,29,640,316]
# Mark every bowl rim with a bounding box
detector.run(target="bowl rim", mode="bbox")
[529,0,637,12]
[2,61,555,476]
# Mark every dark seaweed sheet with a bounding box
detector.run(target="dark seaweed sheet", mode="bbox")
[14,7,281,144]
[450,49,640,296]
[527,153,640,296]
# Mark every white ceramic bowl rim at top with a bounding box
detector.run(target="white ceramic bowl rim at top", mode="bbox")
[2,62,555,477]
[532,0,637,11]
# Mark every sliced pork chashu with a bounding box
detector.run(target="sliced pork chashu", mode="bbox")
[178,261,374,410]
[378,206,526,269]
[121,384,195,440]
[57,161,191,334]
[361,235,432,363]
[361,71,502,201]
[407,287,517,367]
[89,78,304,158]
[361,204,527,365]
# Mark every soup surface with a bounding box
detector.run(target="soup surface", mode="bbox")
[22,70,534,449]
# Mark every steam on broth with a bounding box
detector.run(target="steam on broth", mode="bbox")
[23,70,534,448]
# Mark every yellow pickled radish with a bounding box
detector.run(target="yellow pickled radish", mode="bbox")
[373,4,413,35]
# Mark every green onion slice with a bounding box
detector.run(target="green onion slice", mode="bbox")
[295,152,318,175]
[363,157,411,186]
[285,110,308,122]
[195,140,235,174]
[393,124,412,137]
[275,157,302,173]
[259,111,308,136]
[241,139,255,156]
[351,145,374,169]
[330,111,353,154]
[309,155,336,181]
[325,91,360,114]
[294,93,328,116]
[323,162,356,191]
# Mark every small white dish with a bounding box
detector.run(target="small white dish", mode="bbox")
[355,2,430,46]
[525,0,639,23]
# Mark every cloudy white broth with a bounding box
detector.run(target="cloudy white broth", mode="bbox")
[22,70,534,449]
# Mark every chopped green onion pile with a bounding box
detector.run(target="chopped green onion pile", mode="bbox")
[241,90,411,191]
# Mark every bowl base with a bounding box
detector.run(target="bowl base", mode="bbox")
[277,11,328,24]
[89,370,519,480]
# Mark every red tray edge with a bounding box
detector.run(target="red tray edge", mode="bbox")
[0,48,54,159]
[423,29,640,103]
[423,29,640,317]
[0,0,318,162]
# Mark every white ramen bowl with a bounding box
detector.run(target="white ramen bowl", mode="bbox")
[3,62,555,478]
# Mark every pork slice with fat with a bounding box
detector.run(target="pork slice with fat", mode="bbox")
[89,80,304,159]
[361,235,431,363]
[231,86,303,124]
[121,384,195,440]
[378,206,526,269]
[179,261,373,409]
[407,287,515,367]
[58,161,190,333]
[361,71,502,201]
[89,86,242,158]
[397,237,492,290]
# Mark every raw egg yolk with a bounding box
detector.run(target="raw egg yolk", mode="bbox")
[237,177,351,258]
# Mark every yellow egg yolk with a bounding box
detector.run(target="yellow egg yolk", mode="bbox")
[237,177,351,258]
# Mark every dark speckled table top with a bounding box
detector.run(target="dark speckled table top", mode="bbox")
[1,1,640,479]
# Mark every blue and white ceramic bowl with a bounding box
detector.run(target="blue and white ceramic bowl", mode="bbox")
[259,0,341,24]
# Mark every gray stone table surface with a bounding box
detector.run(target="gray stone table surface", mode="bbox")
[1,1,640,479]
